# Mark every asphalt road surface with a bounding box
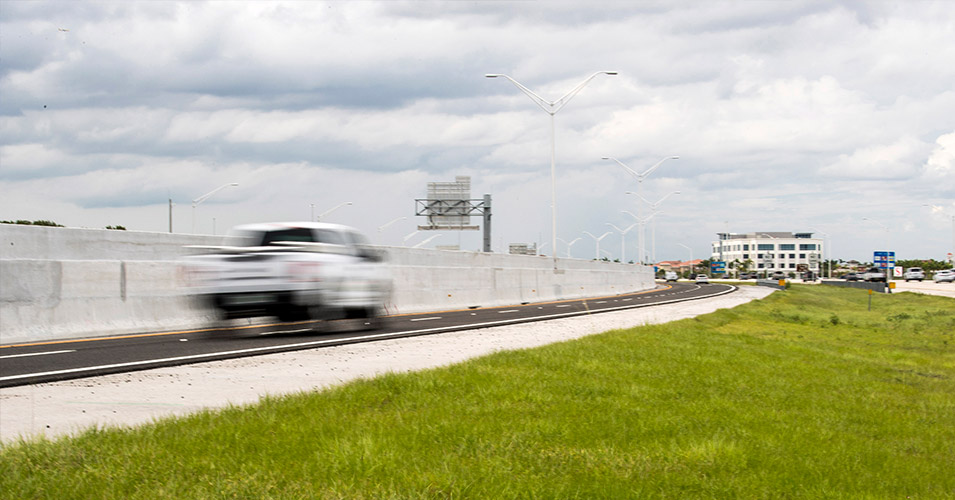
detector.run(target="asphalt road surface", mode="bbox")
[0,283,733,387]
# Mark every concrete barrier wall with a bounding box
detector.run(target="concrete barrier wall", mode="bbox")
[0,225,653,344]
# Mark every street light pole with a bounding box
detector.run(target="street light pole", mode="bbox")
[621,210,660,264]
[486,71,618,264]
[606,222,638,263]
[192,182,238,234]
[628,190,680,263]
[862,217,890,254]
[678,243,693,276]
[583,231,612,260]
[604,156,678,264]
[563,237,582,258]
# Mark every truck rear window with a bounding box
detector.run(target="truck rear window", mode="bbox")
[258,228,315,246]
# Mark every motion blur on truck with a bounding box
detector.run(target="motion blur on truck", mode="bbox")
[180,222,392,328]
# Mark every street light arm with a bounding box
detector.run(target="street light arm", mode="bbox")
[378,216,406,232]
[192,182,238,207]
[639,156,679,179]
[607,222,638,234]
[620,210,658,224]
[603,157,642,182]
[487,71,617,115]
[862,217,888,231]
[656,190,681,205]
[411,234,442,249]
[317,201,353,221]
[485,74,553,114]
[552,71,618,113]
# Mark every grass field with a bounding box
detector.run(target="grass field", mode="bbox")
[2,285,953,499]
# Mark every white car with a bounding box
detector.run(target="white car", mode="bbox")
[664,271,679,282]
[695,274,709,284]
[934,269,955,283]
[904,267,925,281]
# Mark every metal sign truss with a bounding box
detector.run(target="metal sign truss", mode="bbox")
[414,195,492,252]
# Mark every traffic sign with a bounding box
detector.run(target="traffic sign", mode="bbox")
[874,251,895,269]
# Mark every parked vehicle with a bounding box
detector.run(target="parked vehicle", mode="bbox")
[181,222,392,325]
[863,267,886,282]
[904,267,925,282]
[843,272,863,281]
[739,272,758,280]
[770,271,787,281]
[664,271,679,282]
[695,274,709,284]
[934,269,955,283]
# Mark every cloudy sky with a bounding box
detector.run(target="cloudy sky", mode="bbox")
[2,1,953,263]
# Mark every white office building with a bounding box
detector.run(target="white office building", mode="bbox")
[711,232,824,275]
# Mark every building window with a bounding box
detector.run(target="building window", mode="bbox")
[743,254,749,259]
[789,263,796,269]
[743,244,750,251]
[780,244,795,250]
[757,263,764,268]
[758,244,774,251]
[800,244,817,250]
[790,253,796,259]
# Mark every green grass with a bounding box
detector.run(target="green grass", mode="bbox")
[2,286,954,499]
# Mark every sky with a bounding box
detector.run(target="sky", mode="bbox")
[2,0,954,264]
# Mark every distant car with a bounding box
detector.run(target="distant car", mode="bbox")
[664,271,679,282]
[695,274,709,284]
[770,271,787,281]
[843,272,863,281]
[863,267,886,282]
[739,272,758,280]
[904,267,925,282]
[934,269,955,283]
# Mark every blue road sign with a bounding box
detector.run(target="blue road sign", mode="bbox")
[874,251,895,269]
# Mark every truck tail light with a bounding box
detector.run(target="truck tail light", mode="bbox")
[287,261,321,282]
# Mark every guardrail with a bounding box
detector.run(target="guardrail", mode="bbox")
[820,279,888,293]
[756,279,788,290]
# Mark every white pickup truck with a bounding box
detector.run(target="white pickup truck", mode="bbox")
[181,222,392,325]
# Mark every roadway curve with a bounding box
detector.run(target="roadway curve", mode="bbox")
[0,283,733,387]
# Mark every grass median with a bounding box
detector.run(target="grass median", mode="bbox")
[2,285,954,498]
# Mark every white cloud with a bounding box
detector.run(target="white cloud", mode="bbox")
[820,136,930,179]
[924,131,955,179]
[2,1,955,261]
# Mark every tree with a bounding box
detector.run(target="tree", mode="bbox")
[1,220,63,227]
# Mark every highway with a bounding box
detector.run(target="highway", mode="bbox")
[0,283,734,387]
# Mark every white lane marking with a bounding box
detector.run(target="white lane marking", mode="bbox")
[0,349,76,360]
[410,317,442,322]
[498,310,519,314]
[595,301,607,304]
[556,304,572,308]
[622,298,632,301]
[0,285,738,384]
